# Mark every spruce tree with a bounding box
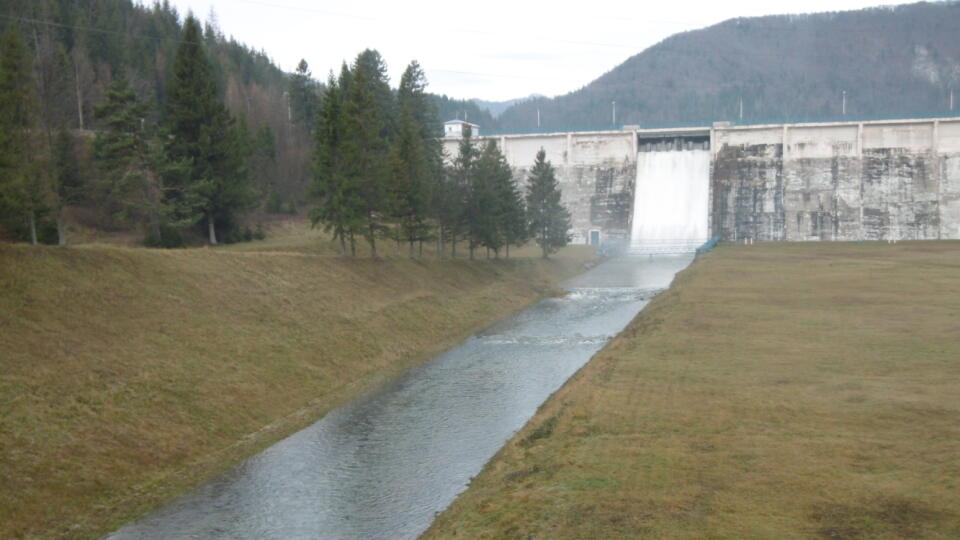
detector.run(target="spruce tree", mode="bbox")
[501,177,528,258]
[310,73,362,256]
[525,149,572,258]
[164,15,252,245]
[486,142,526,258]
[389,61,438,258]
[342,49,393,257]
[92,77,153,229]
[445,125,476,257]
[469,141,502,258]
[51,128,84,245]
[431,153,454,258]
[288,59,319,134]
[0,23,45,245]
[250,123,276,201]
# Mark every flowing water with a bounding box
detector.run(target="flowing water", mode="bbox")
[105,255,693,540]
[630,149,711,253]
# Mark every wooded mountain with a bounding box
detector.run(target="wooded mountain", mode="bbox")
[0,0,495,205]
[495,1,960,131]
[432,94,498,129]
[0,0,310,206]
[471,95,543,118]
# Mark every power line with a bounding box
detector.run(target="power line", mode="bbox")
[0,13,199,46]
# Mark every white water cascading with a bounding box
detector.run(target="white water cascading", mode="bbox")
[629,149,711,254]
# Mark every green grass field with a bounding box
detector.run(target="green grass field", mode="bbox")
[0,230,594,539]
[425,241,960,539]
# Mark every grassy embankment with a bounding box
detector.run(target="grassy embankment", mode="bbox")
[426,241,960,539]
[0,224,595,539]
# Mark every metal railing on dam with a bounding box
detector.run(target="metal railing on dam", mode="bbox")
[476,109,960,137]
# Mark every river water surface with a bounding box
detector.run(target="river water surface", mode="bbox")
[107,255,693,540]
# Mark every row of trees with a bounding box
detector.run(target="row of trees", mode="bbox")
[0,0,312,245]
[310,49,571,259]
[0,16,259,246]
[0,7,572,256]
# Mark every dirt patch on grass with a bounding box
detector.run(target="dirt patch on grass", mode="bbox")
[519,413,560,448]
[812,497,948,538]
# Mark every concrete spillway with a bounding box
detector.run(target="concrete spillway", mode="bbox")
[629,149,711,253]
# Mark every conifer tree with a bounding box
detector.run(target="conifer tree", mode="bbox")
[288,59,319,134]
[92,77,154,229]
[444,125,476,257]
[431,152,454,258]
[250,123,276,200]
[486,141,526,258]
[51,128,84,245]
[389,61,438,258]
[164,15,252,245]
[0,23,45,244]
[310,73,362,256]
[500,174,528,258]
[468,141,502,258]
[343,49,393,257]
[525,149,572,258]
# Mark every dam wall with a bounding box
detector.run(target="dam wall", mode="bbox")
[443,130,640,244]
[443,116,960,244]
[712,118,960,242]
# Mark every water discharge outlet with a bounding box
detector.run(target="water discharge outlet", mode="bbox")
[630,149,711,254]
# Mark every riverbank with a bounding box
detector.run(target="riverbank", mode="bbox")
[0,239,594,539]
[425,242,960,538]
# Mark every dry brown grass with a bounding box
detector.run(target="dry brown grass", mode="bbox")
[0,233,595,539]
[425,241,960,539]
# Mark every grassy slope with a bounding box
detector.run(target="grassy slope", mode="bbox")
[0,232,594,539]
[425,242,960,539]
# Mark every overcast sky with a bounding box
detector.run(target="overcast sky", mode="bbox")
[165,0,898,101]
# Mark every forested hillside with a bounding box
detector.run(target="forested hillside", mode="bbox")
[433,94,498,128]
[0,0,311,195]
[496,1,960,130]
[0,0,509,245]
[472,95,542,118]
[0,0,567,257]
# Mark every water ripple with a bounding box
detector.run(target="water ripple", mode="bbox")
[106,255,694,540]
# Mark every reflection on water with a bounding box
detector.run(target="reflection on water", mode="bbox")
[106,255,693,540]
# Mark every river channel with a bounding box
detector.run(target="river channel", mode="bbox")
[106,254,693,540]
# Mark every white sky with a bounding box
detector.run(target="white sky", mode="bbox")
[165,0,898,101]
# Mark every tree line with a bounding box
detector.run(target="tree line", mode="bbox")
[310,50,571,259]
[0,5,572,256]
[0,16,262,246]
[0,0,309,215]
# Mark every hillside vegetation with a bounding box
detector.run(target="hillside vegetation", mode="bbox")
[0,235,594,539]
[0,0,310,200]
[496,2,960,130]
[426,242,960,538]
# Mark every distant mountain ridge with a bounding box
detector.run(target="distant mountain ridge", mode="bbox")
[471,95,544,118]
[495,1,960,131]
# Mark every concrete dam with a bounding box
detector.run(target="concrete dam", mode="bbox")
[443,116,960,247]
